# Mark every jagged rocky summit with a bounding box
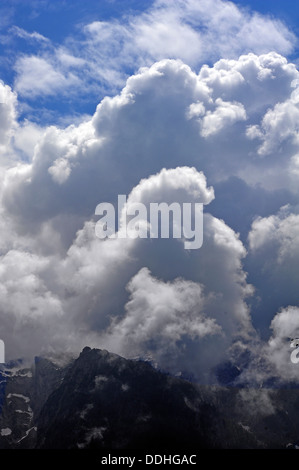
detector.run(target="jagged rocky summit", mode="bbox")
[0,347,299,449]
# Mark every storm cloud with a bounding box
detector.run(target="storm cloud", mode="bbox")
[0,0,298,384]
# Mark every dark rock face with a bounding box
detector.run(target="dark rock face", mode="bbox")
[36,348,253,449]
[0,360,35,449]
[0,355,73,449]
[1,347,299,449]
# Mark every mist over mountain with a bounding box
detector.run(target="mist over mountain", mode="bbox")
[0,347,298,450]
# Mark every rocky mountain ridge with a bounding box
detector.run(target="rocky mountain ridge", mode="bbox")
[0,347,299,449]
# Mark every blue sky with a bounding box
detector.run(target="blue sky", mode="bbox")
[0,0,157,120]
[237,0,299,27]
[1,0,299,384]
[1,0,299,124]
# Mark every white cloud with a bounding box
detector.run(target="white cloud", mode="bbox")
[198,52,298,114]
[264,306,299,382]
[0,81,17,148]
[200,98,246,137]
[133,0,295,62]
[10,25,49,43]
[124,166,215,206]
[247,90,299,156]
[246,206,299,342]
[248,214,279,252]
[101,268,223,372]
[57,165,253,380]
[2,46,299,385]
[13,120,45,161]
[14,56,80,98]
[249,208,299,264]
[0,249,64,359]
[11,0,296,100]
[6,52,299,237]
[48,157,71,185]
[0,157,255,379]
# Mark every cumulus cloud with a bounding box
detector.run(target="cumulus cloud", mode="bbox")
[247,207,299,334]
[0,81,17,150]
[0,156,254,381]
[247,88,299,157]
[240,305,299,385]
[11,0,296,102]
[84,166,252,380]
[4,51,299,253]
[249,206,299,267]
[74,168,254,381]
[265,306,299,381]
[13,120,46,162]
[200,98,246,137]
[1,44,299,386]
[0,249,63,359]
[101,268,223,371]
[122,166,215,206]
